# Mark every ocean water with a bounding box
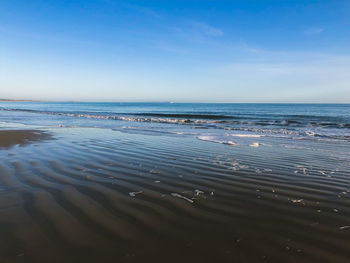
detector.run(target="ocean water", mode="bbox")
[0,102,350,146]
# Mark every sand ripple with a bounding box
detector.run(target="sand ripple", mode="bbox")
[0,129,349,262]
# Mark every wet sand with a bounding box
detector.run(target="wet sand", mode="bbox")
[0,128,349,263]
[0,130,51,148]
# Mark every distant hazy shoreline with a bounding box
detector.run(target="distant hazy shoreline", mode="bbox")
[0,99,40,102]
[0,99,349,104]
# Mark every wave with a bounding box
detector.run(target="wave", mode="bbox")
[1,107,350,128]
[1,107,350,142]
[229,134,264,138]
[134,113,234,119]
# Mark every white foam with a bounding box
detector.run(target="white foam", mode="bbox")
[171,193,194,203]
[197,135,236,146]
[230,134,264,138]
[305,131,316,136]
[129,191,143,197]
[194,189,204,196]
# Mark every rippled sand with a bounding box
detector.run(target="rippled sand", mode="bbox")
[0,128,349,263]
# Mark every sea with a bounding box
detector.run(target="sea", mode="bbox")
[1,102,349,146]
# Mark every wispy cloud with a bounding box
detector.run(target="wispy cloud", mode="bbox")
[0,26,105,47]
[304,27,324,35]
[126,4,161,18]
[157,45,188,54]
[191,22,223,37]
[198,53,350,102]
[210,53,350,89]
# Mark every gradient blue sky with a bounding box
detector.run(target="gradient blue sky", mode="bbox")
[1,0,350,102]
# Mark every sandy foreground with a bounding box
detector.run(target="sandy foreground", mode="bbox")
[0,127,349,263]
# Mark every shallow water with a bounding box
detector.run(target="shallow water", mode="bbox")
[0,126,349,262]
[1,102,350,145]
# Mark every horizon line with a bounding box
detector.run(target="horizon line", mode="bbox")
[1,99,349,104]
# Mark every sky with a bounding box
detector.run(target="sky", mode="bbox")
[0,0,350,102]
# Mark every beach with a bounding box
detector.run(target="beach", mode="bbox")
[0,121,350,262]
[2,0,349,261]
[2,0,350,261]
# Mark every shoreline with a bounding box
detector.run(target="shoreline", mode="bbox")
[0,99,41,102]
[1,99,350,104]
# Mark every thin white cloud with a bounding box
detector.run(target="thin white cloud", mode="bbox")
[304,27,324,35]
[195,54,350,102]
[126,4,161,18]
[192,22,223,37]
[219,54,350,76]
[157,45,188,54]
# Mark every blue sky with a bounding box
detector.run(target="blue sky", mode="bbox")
[1,0,349,102]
